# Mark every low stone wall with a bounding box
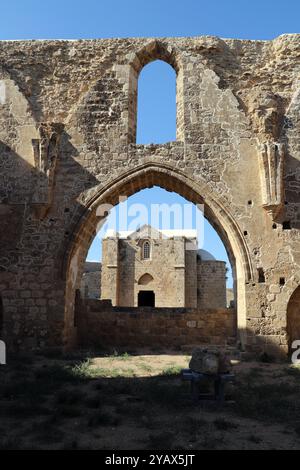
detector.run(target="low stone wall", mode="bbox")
[78,299,237,350]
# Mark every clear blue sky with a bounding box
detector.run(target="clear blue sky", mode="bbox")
[3,0,298,289]
[90,187,233,287]
[0,0,298,40]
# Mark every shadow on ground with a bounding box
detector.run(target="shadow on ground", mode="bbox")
[0,351,300,450]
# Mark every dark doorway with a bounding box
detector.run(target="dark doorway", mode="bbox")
[138,290,155,307]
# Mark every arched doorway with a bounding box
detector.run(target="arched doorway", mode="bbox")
[63,163,252,349]
[287,286,300,351]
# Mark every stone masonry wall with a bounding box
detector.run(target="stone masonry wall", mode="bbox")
[78,299,237,350]
[197,261,227,309]
[0,35,300,356]
[185,246,198,308]
[80,262,101,299]
[101,238,119,305]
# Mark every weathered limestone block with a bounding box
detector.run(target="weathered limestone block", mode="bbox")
[189,347,232,375]
[247,91,285,141]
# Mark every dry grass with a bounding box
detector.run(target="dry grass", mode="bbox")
[90,354,190,377]
[0,353,300,450]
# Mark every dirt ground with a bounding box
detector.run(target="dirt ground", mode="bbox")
[0,351,300,450]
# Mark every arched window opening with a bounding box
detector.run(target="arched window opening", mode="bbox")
[142,241,151,260]
[136,60,176,145]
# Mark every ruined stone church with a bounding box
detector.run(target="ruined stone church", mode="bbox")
[1,34,300,357]
[100,225,227,309]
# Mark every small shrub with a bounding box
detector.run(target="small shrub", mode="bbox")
[161,366,182,376]
[120,352,131,360]
[71,359,93,379]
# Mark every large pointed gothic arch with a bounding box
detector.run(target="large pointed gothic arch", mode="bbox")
[63,162,253,348]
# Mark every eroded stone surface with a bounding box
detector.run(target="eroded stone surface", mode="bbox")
[0,35,299,356]
[78,299,236,351]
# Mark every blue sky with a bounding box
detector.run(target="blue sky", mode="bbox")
[0,0,298,40]
[92,187,233,287]
[2,0,298,288]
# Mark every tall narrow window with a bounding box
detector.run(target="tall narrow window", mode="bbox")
[143,241,151,260]
[136,60,176,144]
